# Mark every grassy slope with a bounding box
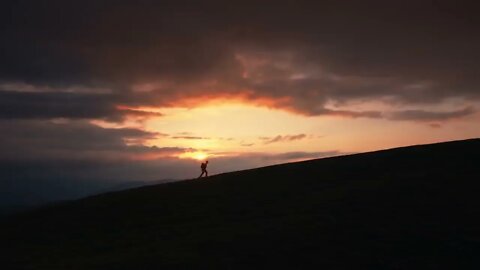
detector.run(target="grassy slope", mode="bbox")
[1,139,480,269]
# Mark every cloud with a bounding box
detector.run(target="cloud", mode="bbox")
[240,143,255,147]
[172,136,210,140]
[0,120,187,161]
[0,1,478,119]
[260,134,307,144]
[387,107,475,122]
[0,90,162,121]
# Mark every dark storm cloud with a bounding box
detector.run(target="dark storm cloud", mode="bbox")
[388,107,475,122]
[0,90,117,120]
[1,0,479,119]
[0,88,164,121]
[0,120,185,161]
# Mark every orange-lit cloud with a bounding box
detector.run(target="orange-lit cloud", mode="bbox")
[172,136,211,140]
[260,134,308,144]
[2,1,480,126]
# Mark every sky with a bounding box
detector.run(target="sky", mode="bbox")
[1,0,479,206]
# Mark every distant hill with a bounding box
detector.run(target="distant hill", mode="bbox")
[1,139,480,269]
[0,179,173,216]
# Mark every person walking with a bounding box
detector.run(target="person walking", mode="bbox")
[198,160,208,178]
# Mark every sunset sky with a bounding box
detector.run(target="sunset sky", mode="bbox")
[1,1,479,204]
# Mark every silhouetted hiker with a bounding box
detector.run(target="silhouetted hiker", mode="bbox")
[198,161,208,178]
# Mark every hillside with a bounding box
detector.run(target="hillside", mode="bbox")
[1,139,480,269]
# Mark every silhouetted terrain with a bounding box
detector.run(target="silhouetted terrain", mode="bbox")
[1,139,480,269]
[0,179,173,216]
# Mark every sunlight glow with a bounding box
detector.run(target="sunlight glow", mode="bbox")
[179,151,209,161]
[139,101,480,157]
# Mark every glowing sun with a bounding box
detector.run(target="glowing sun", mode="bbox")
[179,151,209,161]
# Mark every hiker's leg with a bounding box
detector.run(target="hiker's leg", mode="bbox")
[205,170,208,177]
